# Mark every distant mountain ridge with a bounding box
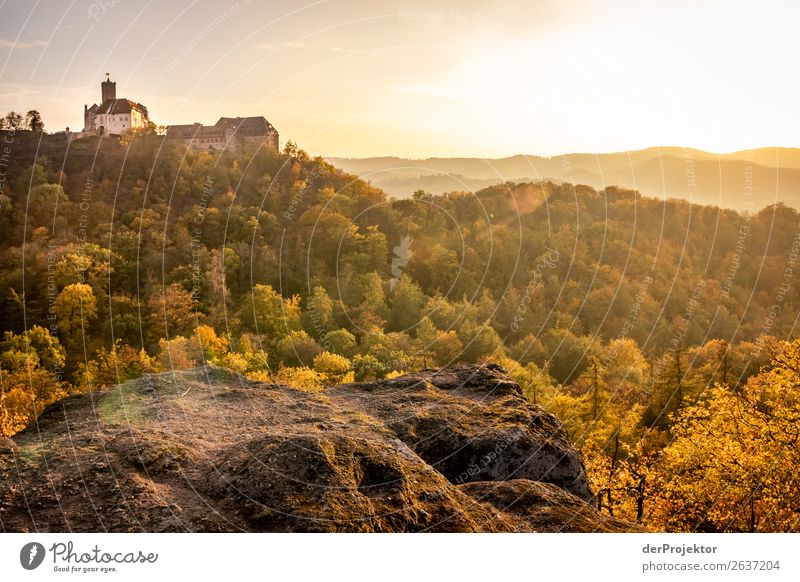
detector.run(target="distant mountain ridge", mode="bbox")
[327,147,800,211]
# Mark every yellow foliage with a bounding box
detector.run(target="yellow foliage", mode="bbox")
[77,341,158,390]
[275,366,324,392]
[221,352,249,374]
[157,336,202,370]
[312,351,352,385]
[244,370,272,382]
[0,368,68,437]
[237,334,271,374]
[0,386,36,436]
[54,283,97,338]
[649,357,800,532]
[193,325,229,361]
[0,326,69,436]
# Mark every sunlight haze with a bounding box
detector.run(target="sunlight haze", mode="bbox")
[0,0,797,157]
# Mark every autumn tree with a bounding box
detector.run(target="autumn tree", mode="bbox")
[352,272,388,332]
[313,351,353,385]
[76,340,156,389]
[54,283,98,350]
[650,340,800,532]
[241,284,301,338]
[276,330,322,367]
[0,326,67,436]
[147,283,198,343]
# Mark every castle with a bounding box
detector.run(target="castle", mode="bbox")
[166,116,279,154]
[79,75,280,153]
[83,75,151,135]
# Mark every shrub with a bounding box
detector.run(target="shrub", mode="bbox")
[274,366,323,391]
[313,351,353,385]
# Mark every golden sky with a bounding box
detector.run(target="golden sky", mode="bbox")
[1,0,797,157]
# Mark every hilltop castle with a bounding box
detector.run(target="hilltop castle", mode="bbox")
[83,75,151,135]
[165,117,279,154]
[78,75,279,152]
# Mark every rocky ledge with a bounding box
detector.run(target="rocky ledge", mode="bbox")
[0,364,638,532]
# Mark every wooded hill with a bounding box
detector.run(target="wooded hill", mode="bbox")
[1,131,799,531]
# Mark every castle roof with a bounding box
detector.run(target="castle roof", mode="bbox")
[95,99,148,116]
[164,116,279,147]
[214,116,276,136]
[166,123,226,139]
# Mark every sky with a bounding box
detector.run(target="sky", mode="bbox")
[0,0,798,158]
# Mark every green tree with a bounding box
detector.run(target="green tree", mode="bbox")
[302,285,335,333]
[352,353,383,381]
[241,284,301,337]
[542,328,591,385]
[276,330,322,367]
[353,272,388,331]
[459,321,501,363]
[321,328,356,357]
[388,275,425,332]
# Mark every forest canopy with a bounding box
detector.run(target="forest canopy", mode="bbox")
[1,131,799,531]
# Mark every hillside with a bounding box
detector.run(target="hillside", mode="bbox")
[2,132,800,531]
[0,365,637,533]
[328,147,800,210]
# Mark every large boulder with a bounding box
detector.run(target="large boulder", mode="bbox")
[328,364,593,500]
[0,365,636,532]
[458,480,641,532]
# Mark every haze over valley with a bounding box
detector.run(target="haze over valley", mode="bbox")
[329,147,800,211]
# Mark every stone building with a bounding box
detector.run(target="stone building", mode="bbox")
[83,75,151,135]
[166,116,279,153]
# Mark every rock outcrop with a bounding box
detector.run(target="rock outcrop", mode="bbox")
[0,365,638,532]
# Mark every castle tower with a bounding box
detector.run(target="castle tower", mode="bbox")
[101,73,116,102]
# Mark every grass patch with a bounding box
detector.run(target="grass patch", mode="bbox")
[99,382,150,426]
[16,443,44,465]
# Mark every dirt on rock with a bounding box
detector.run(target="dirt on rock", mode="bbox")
[0,364,640,532]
